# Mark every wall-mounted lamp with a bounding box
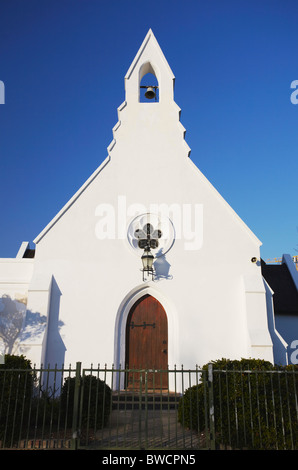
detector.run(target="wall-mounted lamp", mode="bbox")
[141,246,155,281]
[134,222,162,281]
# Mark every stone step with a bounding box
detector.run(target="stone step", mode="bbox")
[112,392,181,410]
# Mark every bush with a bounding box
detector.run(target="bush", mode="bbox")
[178,358,298,450]
[0,354,35,444]
[60,374,112,429]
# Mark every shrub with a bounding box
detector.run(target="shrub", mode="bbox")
[0,354,35,444]
[178,358,298,450]
[60,374,112,429]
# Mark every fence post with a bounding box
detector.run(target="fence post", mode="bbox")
[208,363,216,450]
[71,362,82,450]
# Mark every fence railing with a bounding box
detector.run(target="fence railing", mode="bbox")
[1,363,298,450]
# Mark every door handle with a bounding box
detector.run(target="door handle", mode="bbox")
[162,349,167,353]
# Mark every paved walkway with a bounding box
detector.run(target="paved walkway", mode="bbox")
[93,409,206,450]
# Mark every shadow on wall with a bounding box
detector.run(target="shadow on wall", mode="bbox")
[0,290,66,368]
[0,295,24,354]
[153,251,173,281]
[0,294,45,355]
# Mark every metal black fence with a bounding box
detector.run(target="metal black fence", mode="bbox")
[0,363,298,450]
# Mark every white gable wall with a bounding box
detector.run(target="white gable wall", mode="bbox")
[7,30,280,372]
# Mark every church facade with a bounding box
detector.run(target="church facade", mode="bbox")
[0,30,294,379]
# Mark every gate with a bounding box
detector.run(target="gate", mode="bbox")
[73,364,213,450]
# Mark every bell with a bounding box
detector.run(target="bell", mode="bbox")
[144,86,156,100]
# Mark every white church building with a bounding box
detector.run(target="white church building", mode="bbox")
[0,30,297,379]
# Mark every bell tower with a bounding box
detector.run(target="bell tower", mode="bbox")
[124,29,175,105]
[108,29,190,173]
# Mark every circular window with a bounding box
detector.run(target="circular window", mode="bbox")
[127,213,175,257]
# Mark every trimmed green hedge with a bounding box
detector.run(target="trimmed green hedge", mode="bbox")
[0,354,35,444]
[178,358,298,450]
[60,374,112,429]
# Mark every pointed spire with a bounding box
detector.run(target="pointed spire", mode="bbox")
[125,29,175,80]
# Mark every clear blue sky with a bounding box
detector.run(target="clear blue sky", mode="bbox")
[0,0,297,261]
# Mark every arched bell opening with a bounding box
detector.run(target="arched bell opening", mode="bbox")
[139,62,159,102]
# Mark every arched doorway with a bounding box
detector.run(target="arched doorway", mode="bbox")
[125,295,168,389]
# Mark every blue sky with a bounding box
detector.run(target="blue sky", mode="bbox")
[0,0,297,261]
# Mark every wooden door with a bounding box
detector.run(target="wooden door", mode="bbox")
[125,295,168,390]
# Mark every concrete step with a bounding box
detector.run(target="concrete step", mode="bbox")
[112,392,181,411]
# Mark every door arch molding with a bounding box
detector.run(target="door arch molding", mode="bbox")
[114,285,179,388]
